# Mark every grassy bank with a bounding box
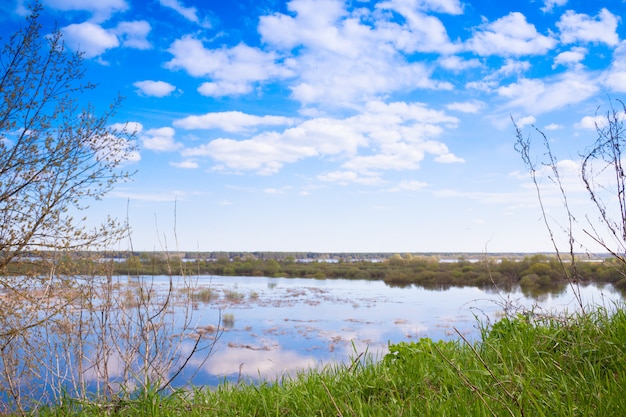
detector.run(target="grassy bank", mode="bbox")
[41,306,626,416]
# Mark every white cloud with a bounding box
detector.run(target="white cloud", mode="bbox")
[465,12,557,56]
[515,115,536,129]
[61,22,119,58]
[91,131,140,164]
[258,0,453,107]
[124,149,142,163]
[576,112,626,130]
[182,132,317,175]
[141,127,181,152]
[552,47,587,69]
[197,82,251,97]
[557,8,619,46]
[342,146,420,172]
[165,38,292,97]
[435,153,465,163]
[159,0,200,24]
[259,0,353,52]
[438,55,482,71]
[179,101,462,177]
[603,42,626,93]
[289,58,450,106]
[418,0,463,14]
[541,0,567,13]
[375,0,461,54]
[605,72,626,93]
[446,100,486,114]
[342,139,462,173]
[61,20,150,58]
[109,122,143,135]
[544,123,562,131]
[170,160,199,169]
[133,80,176,97]
[113,21,151,50]
[44,0,127,22]
[497,59,532,77]
[466,59,531,92]
[497,72,598,114]
[174,111,296,133]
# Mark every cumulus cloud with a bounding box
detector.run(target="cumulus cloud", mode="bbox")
[61,20,150,58]
[258,0,454,107]
[557,8,619,46]
[174,111,296,132]
[109,121,143,132]
[165,37,292,96]
[44,0,128,22]
[113,21,151,49]
[576,112,626,130]
[170,160,199,169]
[541,0,567,13]
[552,47,587,69]
[604,71,626,93]
[182,133,317,175]
[515,115,536,129]
[375,0,461,54]
[141,127,181,152]
[446,100,486,113]
[197,82,251,97]
[465,12,557,56]
[497,72,598,114]
[159,0,199,23]
[603,42,626,93]
[259,0,353,52]
[435,152,465,163]
[343,145,427,172]
[180,101,462,176]
[418,0,463,14]
[61,22,119,58]
[466,59,532,92]
[133,80,176,97]
[438,55,482,71]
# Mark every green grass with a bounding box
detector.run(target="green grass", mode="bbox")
[38,306,626,416]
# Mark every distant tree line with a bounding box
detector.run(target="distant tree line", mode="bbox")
[127,253,626,290]
[9,252,621,291]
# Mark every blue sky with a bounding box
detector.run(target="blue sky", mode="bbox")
[3,0,626,253]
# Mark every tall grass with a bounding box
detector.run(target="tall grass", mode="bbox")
[41,304,626,416]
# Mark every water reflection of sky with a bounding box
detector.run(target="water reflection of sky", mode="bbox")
[151,276,624,387]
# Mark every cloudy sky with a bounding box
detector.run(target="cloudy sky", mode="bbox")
[3,0,626,253]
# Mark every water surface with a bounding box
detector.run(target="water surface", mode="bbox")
[164,276,623,386]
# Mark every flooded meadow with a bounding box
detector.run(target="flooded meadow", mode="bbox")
[167,275,624,386]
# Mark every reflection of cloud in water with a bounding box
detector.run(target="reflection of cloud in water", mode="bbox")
[194,346,318,381]
[393,319,428,338]
[195,324,394,381]
[82,351,125,382]
[317,325,389,356]
[150,277,622,386]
